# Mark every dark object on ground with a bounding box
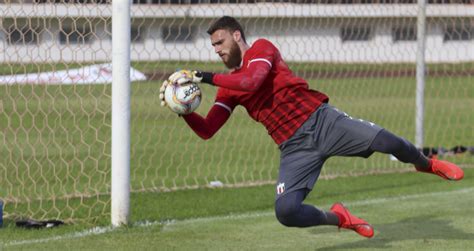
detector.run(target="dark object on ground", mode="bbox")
[422,145,474,158]
[450,145,467,154]
[16,219,64,229]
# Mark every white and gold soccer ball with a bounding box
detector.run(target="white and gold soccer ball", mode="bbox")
[164,82,202,115]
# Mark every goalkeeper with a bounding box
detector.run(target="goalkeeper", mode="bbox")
[160,16,464,238]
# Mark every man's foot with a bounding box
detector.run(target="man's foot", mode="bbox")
[330,203,374,238]
[416,159,464,181]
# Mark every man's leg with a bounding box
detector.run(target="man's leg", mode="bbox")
[275,189,374,238]
[369,129,464,180]
[369,129,429,167]
[275,189,338,227]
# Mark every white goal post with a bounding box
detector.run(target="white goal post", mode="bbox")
[111,0,131,226]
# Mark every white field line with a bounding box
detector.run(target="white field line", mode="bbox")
[3,187,473,247]
[161,187,474,230]
[2,226,116,247]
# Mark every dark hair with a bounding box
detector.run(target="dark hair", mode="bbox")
[207,16,246,43]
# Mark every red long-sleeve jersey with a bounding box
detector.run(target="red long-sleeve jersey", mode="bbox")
[183,39,329,145]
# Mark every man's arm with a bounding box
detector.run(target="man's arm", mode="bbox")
[182,103,232,140]
[160,79,233,139]
[204,61,271,92]
[169,61,272,93]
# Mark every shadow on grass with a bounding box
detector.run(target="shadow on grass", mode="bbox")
[314,215,474,250]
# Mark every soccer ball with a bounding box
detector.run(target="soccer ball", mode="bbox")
[164,82,202,115]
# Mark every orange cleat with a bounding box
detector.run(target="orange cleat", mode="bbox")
[330,203,374,238]
[416,159,464,181]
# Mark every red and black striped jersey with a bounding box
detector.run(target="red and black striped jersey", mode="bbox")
[213,39,329,145]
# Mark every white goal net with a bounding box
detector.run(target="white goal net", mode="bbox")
[1,1,472,223]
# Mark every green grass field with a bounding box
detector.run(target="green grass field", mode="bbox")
[0,169,473,250]
[0,62,472,249]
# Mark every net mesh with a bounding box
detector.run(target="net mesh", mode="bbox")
[0,1,472,223]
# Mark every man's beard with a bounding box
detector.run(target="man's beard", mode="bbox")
[223,41,242,69]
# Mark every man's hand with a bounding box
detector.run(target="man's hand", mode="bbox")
[168,70,203,85]
[159,80,169,107]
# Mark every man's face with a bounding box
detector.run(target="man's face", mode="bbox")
[210,29,242,69]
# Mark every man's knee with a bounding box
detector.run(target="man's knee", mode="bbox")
[274,196,300,227]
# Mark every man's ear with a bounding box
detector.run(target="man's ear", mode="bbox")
[232,30,242,42]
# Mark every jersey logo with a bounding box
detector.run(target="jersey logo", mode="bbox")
[277,183,285,195]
